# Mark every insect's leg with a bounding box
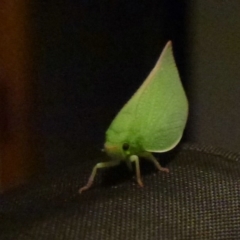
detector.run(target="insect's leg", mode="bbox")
[140,152,169,173]
[129,155,144,187]
[79,160,120,194]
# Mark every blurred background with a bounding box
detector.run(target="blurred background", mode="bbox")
[0,0,239,192]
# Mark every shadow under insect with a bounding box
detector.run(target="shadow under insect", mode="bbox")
[101,146,181,187]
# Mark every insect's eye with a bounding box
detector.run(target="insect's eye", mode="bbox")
[122,143,130,151]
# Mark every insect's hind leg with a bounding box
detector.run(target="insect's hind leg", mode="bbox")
[140,152,169,173]
[79,160,120,194]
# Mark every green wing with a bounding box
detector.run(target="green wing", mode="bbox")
[105,41,188,152]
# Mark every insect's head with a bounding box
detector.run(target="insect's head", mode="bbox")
[103,142,131,160]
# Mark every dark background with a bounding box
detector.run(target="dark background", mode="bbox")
[1,2,240,239]
[30,0,240,173]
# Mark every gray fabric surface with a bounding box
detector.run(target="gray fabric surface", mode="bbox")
[1,143,239,240]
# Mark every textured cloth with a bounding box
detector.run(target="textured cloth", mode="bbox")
[1,144,240,240]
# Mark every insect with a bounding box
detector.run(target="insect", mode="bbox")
[79,41,188,193]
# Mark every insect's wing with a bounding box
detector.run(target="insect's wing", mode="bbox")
[105,88,140,145]
[135,41,188,151]
[106,41,188,152]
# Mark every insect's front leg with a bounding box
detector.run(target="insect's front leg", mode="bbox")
[139,152,169,173]
[79,160,120,194]
[129,155,144,187]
